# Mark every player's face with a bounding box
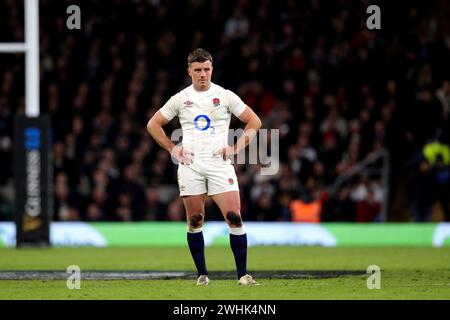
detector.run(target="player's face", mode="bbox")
[188,61,213,92]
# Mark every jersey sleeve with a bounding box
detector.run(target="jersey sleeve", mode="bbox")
[159,94,180,121]
[226,90,247,117]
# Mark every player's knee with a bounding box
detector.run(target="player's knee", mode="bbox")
[189,213,204,228]
[226,211,242,227]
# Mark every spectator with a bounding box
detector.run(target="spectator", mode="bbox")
[356,189,381,222]
[322,186,356,222]
[117,164,146,221]
[423,140,450,221]
[289,178,322,223]
[144,187,167,221]
[115,192,133,222]
[166,197,185,221]
[224,7,249,40]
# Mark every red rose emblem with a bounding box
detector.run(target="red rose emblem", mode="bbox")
[213,98,220,107]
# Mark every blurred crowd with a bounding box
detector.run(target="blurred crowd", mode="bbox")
[0,0,449,222]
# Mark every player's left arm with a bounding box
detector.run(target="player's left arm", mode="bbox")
[216,106,262,159]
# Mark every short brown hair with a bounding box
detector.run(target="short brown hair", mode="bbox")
[187,48,213,67]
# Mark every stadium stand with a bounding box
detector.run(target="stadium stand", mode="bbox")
[0,0,449,222]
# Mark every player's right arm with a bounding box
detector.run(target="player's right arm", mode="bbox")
[147,111,193,165]
[147,111,174,152]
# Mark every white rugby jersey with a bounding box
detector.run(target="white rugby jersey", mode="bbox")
[159,83,247,159]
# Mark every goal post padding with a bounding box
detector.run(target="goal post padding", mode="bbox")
[14,115,53,247]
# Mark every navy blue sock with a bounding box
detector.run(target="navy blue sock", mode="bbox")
[187,231,208,276]
[230,233,248,279]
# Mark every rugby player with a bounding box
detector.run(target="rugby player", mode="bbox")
[147,48,261,286]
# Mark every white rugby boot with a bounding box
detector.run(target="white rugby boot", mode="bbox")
[196,275,210,286]
[238,274,260,286]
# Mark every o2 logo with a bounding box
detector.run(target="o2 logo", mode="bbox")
[194,114,211,131]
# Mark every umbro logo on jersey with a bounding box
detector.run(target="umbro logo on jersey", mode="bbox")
[213,98,220,107]
[184,101,193,107]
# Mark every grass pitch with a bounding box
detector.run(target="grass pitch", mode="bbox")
[0,246,449,299]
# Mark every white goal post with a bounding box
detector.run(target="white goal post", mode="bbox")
[0,0,40,117]
[1,0,51,247]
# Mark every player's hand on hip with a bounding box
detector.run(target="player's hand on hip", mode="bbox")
[171,145,194,165]
[213,146,236,160]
